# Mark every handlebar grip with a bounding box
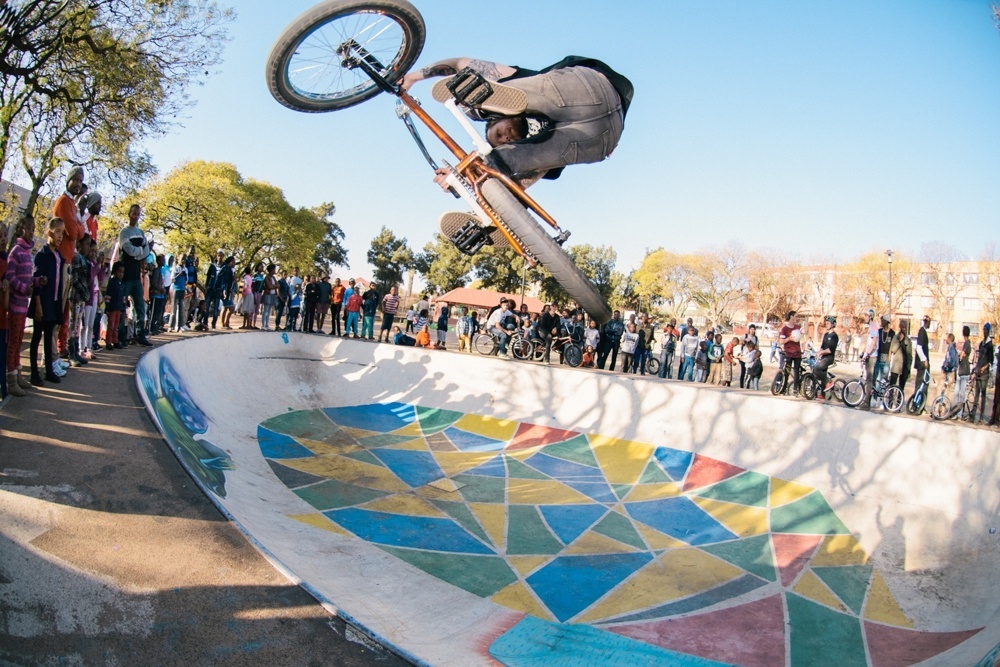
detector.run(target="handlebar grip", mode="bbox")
[448,186,460,199]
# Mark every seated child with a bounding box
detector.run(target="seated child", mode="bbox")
[392,325,416,346]
[581,344,596,368]
[415,324,431,348]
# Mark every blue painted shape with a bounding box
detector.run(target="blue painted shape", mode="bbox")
[321,402,416,433]
[624,496,737,546]
[325,508,493,554]
[527,553,653,622]
[490,615,735,666]
[160,356,209,434]
[463,455,508,478]
[605,573,768,624]
[443,426,504,452]
[371,448,445,488]
[524,452,605,482]
[654,447,693,482]
[258,426,315,459]
[539,504,608,545]
[565,480,619,504]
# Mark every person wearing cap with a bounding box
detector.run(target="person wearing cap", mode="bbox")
[969,323,994,423]
[914,315,931,396]
[814,317,839,396]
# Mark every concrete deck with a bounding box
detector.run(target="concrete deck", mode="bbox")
[125,332,1000,666]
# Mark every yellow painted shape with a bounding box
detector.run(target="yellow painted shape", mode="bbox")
[622,483,682,502]
[282,456,411,493]
[505,447,543,461]
[813,534,869,566]
[634,522,688,550]
[864,571,914,628]
[433,451,500,477]
[297,438,362,457]
[358,494,445,518]
[589,435,655,485]
[384,437,430,451]
[288,513,352,537]
[491,581,554,621]
[770,478,816,507]
[470,502,507,550]
[565,530,640,555]
[507,479,595,505]
[341,426,380,440]
[391,422,425,437]
[426,478,463,493]
[453,414,519,441]
[793,570,848,613]
[508,556,550,577]
[691,497,769,537]
[577,549,742,623]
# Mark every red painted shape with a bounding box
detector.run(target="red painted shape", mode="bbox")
[771,533,823,587]
[609,594,786,667]
[682,454,745,491]
[865,621,982,667]
[506,422,580,451]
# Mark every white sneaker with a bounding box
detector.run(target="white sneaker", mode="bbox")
[181,325,191,332]
[51,362,66,377]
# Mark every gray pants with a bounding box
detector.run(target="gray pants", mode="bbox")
[494,67,623,177]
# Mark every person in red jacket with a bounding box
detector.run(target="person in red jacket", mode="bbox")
[52,165,86,360]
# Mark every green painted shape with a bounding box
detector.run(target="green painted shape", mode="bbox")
[431,499,493,546]
[541,434,599,469]
[695,471,770,507]
[294,479,389,511]
[260,409,338,442]
[639,460,673,484]
[770,491,851,535]
[505,455,551,480]
[612,484,633,500]
[786,592,867,667]
[453,474,506,503]
[379,546,517,598]
[592,511,647,550]
[341,449,384,467]
[359,434,419,449]
[702,534,776,582]
[813,565,873,615]
[415,406,463,435]
[507,505,564,555]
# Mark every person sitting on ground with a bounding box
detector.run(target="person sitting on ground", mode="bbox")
[415,323,431,348]
[392,325,415,347]
[581,344,596,368]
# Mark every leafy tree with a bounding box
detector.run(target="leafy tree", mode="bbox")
[689,243,749,327]
[835,251,916,320]
[919,242,965,334]
[631,249,700,321]
[367,226,414,291]
[418,233,473,294]
[310,201,349,270]
[537,244,620,307]
[746,250,797,324]
[471,246,532,294]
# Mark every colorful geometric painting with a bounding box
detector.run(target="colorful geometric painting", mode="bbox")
[259,402,982,667]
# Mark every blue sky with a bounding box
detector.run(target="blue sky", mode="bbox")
[143,0,1000,278]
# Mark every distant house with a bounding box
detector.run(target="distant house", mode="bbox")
[0,179,31,225]
[435,287,544,316]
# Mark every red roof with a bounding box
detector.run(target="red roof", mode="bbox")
[435,287,544,313]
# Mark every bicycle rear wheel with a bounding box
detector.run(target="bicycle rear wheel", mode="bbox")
[564,344,583,368]
[646,356,660,376]
[474,332,497,355]
[530,338,546,362]
[770,372,786,396]
[802,375,817,401]
[842,380,865,408]
[906,390,926,415]
[511,335,534,360]
[832,378,846,402]
[930,395,951,421]
[883,385,904,413]
[480,179,612,325]
[267,0,425,112]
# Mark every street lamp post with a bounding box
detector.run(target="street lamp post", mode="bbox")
[886,249,894,320]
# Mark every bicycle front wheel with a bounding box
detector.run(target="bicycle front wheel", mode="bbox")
[843,380,865,408]
[480,179,613,325]
[564,344,583,368]
[474,332,497,356]
[906,390,926,415]
[802,376,817,400]
[832,378,846,402]
[930,395,951,421]
[267,0,425,112]
[883,385,904,413]
[646,356,660,375]
[511,335,534,360]
[770,373,786,396]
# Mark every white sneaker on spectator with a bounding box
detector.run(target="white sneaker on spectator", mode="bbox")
[181,325,191,332]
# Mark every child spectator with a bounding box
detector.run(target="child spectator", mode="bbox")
[218,256,236,329]
[261,264,278,331]
[392,325,415,346]
[941,333,957,387]
[239,265,254,330]
[620,322,638,373]
[743,340,762,390]
[722,336,739,387]
[456,309,473,352]
[695,340,709,383]
[707,334,724,384]
[344,286,362,338]
[285,274,302,332]
[582,344,596,368]
[68,235,91,366]
[5,216,39,395]
[31,218,66,384]
[435,302,450,349]
[104,261,126,351]
[415,323,431,348]
[584,320,601,354]
[148,254,166,334]
[680,326,699,381]
[361,285,379,340]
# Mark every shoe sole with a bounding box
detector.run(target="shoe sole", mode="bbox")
[431,76,527,115]
[439,212,510,250]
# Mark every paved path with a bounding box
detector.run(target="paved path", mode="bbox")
[0,332,409,666]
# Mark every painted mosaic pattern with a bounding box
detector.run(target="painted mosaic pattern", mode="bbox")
[259,402,981,667]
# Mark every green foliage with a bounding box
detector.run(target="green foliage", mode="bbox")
[472,246,533,294]
[418,233,473,294]
[114,161,340,271]
[367,226,414,291]
[538,244,621,307]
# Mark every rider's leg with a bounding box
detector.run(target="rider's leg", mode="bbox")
[791,358,802,394]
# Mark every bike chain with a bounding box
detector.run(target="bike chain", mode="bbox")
[441,160,538,263]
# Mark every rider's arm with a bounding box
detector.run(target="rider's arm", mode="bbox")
[401,58,516,90]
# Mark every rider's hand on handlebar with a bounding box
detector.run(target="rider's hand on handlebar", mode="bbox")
[400,72,421,92]
[433,167,451,192]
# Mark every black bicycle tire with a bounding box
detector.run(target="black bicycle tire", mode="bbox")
[564,344,583,368]
[646,356,660,375]
[930,396,950,421]
[832,378,846,402]
[480,179,613,325]
[802,375,817,401]
[267,0,425,113]
[530,338,546,362]
[843,380,865,408]
[770,373,785,396]
[511,335,533,360]
[883,385,904,413]
[906,390,925,415]
[474,332,496,356]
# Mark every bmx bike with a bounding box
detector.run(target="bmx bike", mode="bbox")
[266,0,613,324]
[474,328,533,360]
[842,362,904,412]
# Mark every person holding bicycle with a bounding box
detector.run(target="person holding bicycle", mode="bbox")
[536,303,560,365]
[914,315,931,395]
[778,311,804,396]
[485,300,516,359]
[969,322,995,423]
[814,316,839,397]
[859,310,889,410]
